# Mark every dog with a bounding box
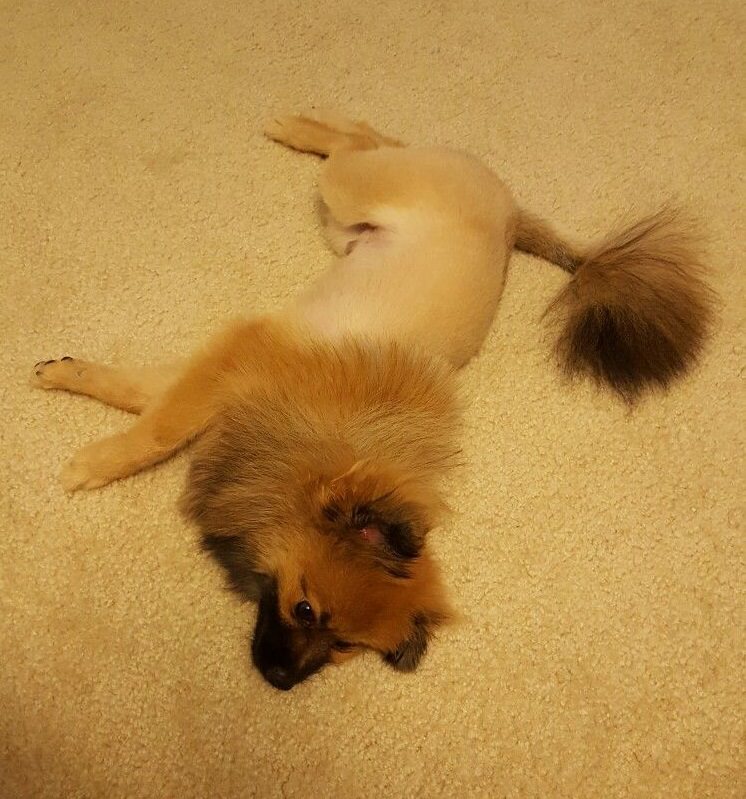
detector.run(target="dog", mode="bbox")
[32,112,716,689]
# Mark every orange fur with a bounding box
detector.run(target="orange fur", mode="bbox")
[180,324,459,685]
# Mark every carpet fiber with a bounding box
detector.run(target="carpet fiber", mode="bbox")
[1,1,744,797]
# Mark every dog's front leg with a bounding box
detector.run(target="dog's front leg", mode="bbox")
[60,363,219,491]
[59,319,271,492]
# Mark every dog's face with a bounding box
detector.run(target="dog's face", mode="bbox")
[250,514,449,690]
[249,553,447,690]
[192,460,452,691]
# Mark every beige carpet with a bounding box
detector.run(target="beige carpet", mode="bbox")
[1,1,744,796]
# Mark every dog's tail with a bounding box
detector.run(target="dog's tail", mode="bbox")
[515,208,717,401]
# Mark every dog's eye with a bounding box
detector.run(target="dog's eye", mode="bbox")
[294,600,316,627]
[332,640,354,652]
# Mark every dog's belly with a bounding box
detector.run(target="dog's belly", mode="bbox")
[294,244,404,342]
[292,225,508,367]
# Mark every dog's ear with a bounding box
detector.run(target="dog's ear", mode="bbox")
[317,460,446,575]
[351,502,426,560]
[382,611,447,672]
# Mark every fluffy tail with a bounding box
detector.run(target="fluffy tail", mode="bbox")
[515,208,717,401]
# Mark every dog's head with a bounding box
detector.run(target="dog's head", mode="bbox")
[189,457,452,690]
[181,336,459,690]
[248,552,448,690]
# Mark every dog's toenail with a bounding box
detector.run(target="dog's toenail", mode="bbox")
[61,356,73,361]
[44,359,55,365]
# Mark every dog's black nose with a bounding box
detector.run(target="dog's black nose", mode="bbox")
[264,666,295,691]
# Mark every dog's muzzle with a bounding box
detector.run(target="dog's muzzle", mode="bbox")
[250,582,327,690]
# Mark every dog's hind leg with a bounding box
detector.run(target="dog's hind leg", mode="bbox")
[31,358,182,413]
[265,111,402,157]
[317,147,431,228]
[266,112,411,252]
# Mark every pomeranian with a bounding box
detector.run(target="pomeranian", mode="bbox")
[32,112,715,689]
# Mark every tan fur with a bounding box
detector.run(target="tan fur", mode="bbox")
[32,357,181,413]
[515,211,582,273]
[265,110,403,155]
[32,111,717,686]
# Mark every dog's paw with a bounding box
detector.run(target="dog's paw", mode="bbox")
[264,115,305,146]
[60,440,118,492]
[61,450,105,492]
[264,112,344,154]
[31,356,78,389]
